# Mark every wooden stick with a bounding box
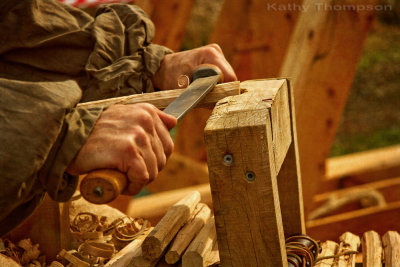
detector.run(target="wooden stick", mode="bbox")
[126,184,212,225]
[182,216,217,267]
[335,232,360,267]
[58,249,90,267]
[165,203,212,264]
[204,241,220,267]
[382,231,400,267]
[77,81,240,110]
[104,228,153,267]
[362,231,382,267]
[314,240,339,267]
[141,191,201,261]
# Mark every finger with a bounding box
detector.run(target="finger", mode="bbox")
[134,132,158,183]
[156,109,178,130]
[125,156,149,195]
[153,112,174,159]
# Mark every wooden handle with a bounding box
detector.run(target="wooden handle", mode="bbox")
[80,169,128,204]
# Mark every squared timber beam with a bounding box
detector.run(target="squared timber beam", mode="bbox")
[204,79,305,266]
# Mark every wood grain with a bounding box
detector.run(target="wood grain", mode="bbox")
[335,232,360,267]
[204,79,294,266]
[362,231,382,267]
[314,240,339,267]
[77,81,240,110]
[126,184,212,225]
[142,191,200,261]
[165,203,211,264]
[382,231,400,267]
[182,216,217,267]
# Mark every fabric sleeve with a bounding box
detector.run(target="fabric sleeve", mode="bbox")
[82,3,173,101]
[0,0,171,230]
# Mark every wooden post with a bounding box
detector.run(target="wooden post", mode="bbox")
[280,0,378,215]
[205,79,304,266]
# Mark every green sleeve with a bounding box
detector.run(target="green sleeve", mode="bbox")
[0,0,171,235]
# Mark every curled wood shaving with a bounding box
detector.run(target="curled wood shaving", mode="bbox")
[69,212,150,266]
[78,241,115,259]
[0,238,44,266]
[18,239,41,265]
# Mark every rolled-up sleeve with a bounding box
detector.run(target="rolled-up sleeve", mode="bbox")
[0,0,171,234]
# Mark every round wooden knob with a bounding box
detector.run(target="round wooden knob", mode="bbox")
[80,169,128,204]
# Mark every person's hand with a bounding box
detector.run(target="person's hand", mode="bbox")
[152,44,237,90]
[67,103,177,195]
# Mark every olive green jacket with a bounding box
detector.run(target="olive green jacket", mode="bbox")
[0,0,171,235]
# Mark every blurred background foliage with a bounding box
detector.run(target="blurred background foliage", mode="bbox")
[331,0,400,156]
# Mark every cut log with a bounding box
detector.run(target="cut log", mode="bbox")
[335,232,360,267]
[141,191,201,261]
[314,240,339,267]
[362,231,382,267]
[382,231,400,267]
[165,203,212,264]
[127,184,212,225]
[182,216,217,267]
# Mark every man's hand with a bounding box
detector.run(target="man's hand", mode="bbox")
[152,44,237,90]
[67,103,177,195]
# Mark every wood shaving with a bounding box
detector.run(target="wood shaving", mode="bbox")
[68,212,150,266]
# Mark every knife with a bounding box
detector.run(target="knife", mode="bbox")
[80,64,223,204]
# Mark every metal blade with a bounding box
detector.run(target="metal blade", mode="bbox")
[163,75,220,120]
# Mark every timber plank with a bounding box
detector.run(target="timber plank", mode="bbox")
[326,145,400,180]
[78,81,240,110]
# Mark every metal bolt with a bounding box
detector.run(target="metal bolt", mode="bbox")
[223,154,233,166]
[93,186,104,197]
[245,171,256,181]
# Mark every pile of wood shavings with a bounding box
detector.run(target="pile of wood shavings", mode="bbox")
[0,238,45,266]
[57,212,151,266]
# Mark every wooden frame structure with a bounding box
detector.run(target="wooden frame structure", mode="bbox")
[204,79,304,266]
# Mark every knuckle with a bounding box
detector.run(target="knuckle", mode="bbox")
[132,126,150,144]
[164,139,174,157]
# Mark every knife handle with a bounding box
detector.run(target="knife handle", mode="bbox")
[79,64,222,204]
[80,169,127,204]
